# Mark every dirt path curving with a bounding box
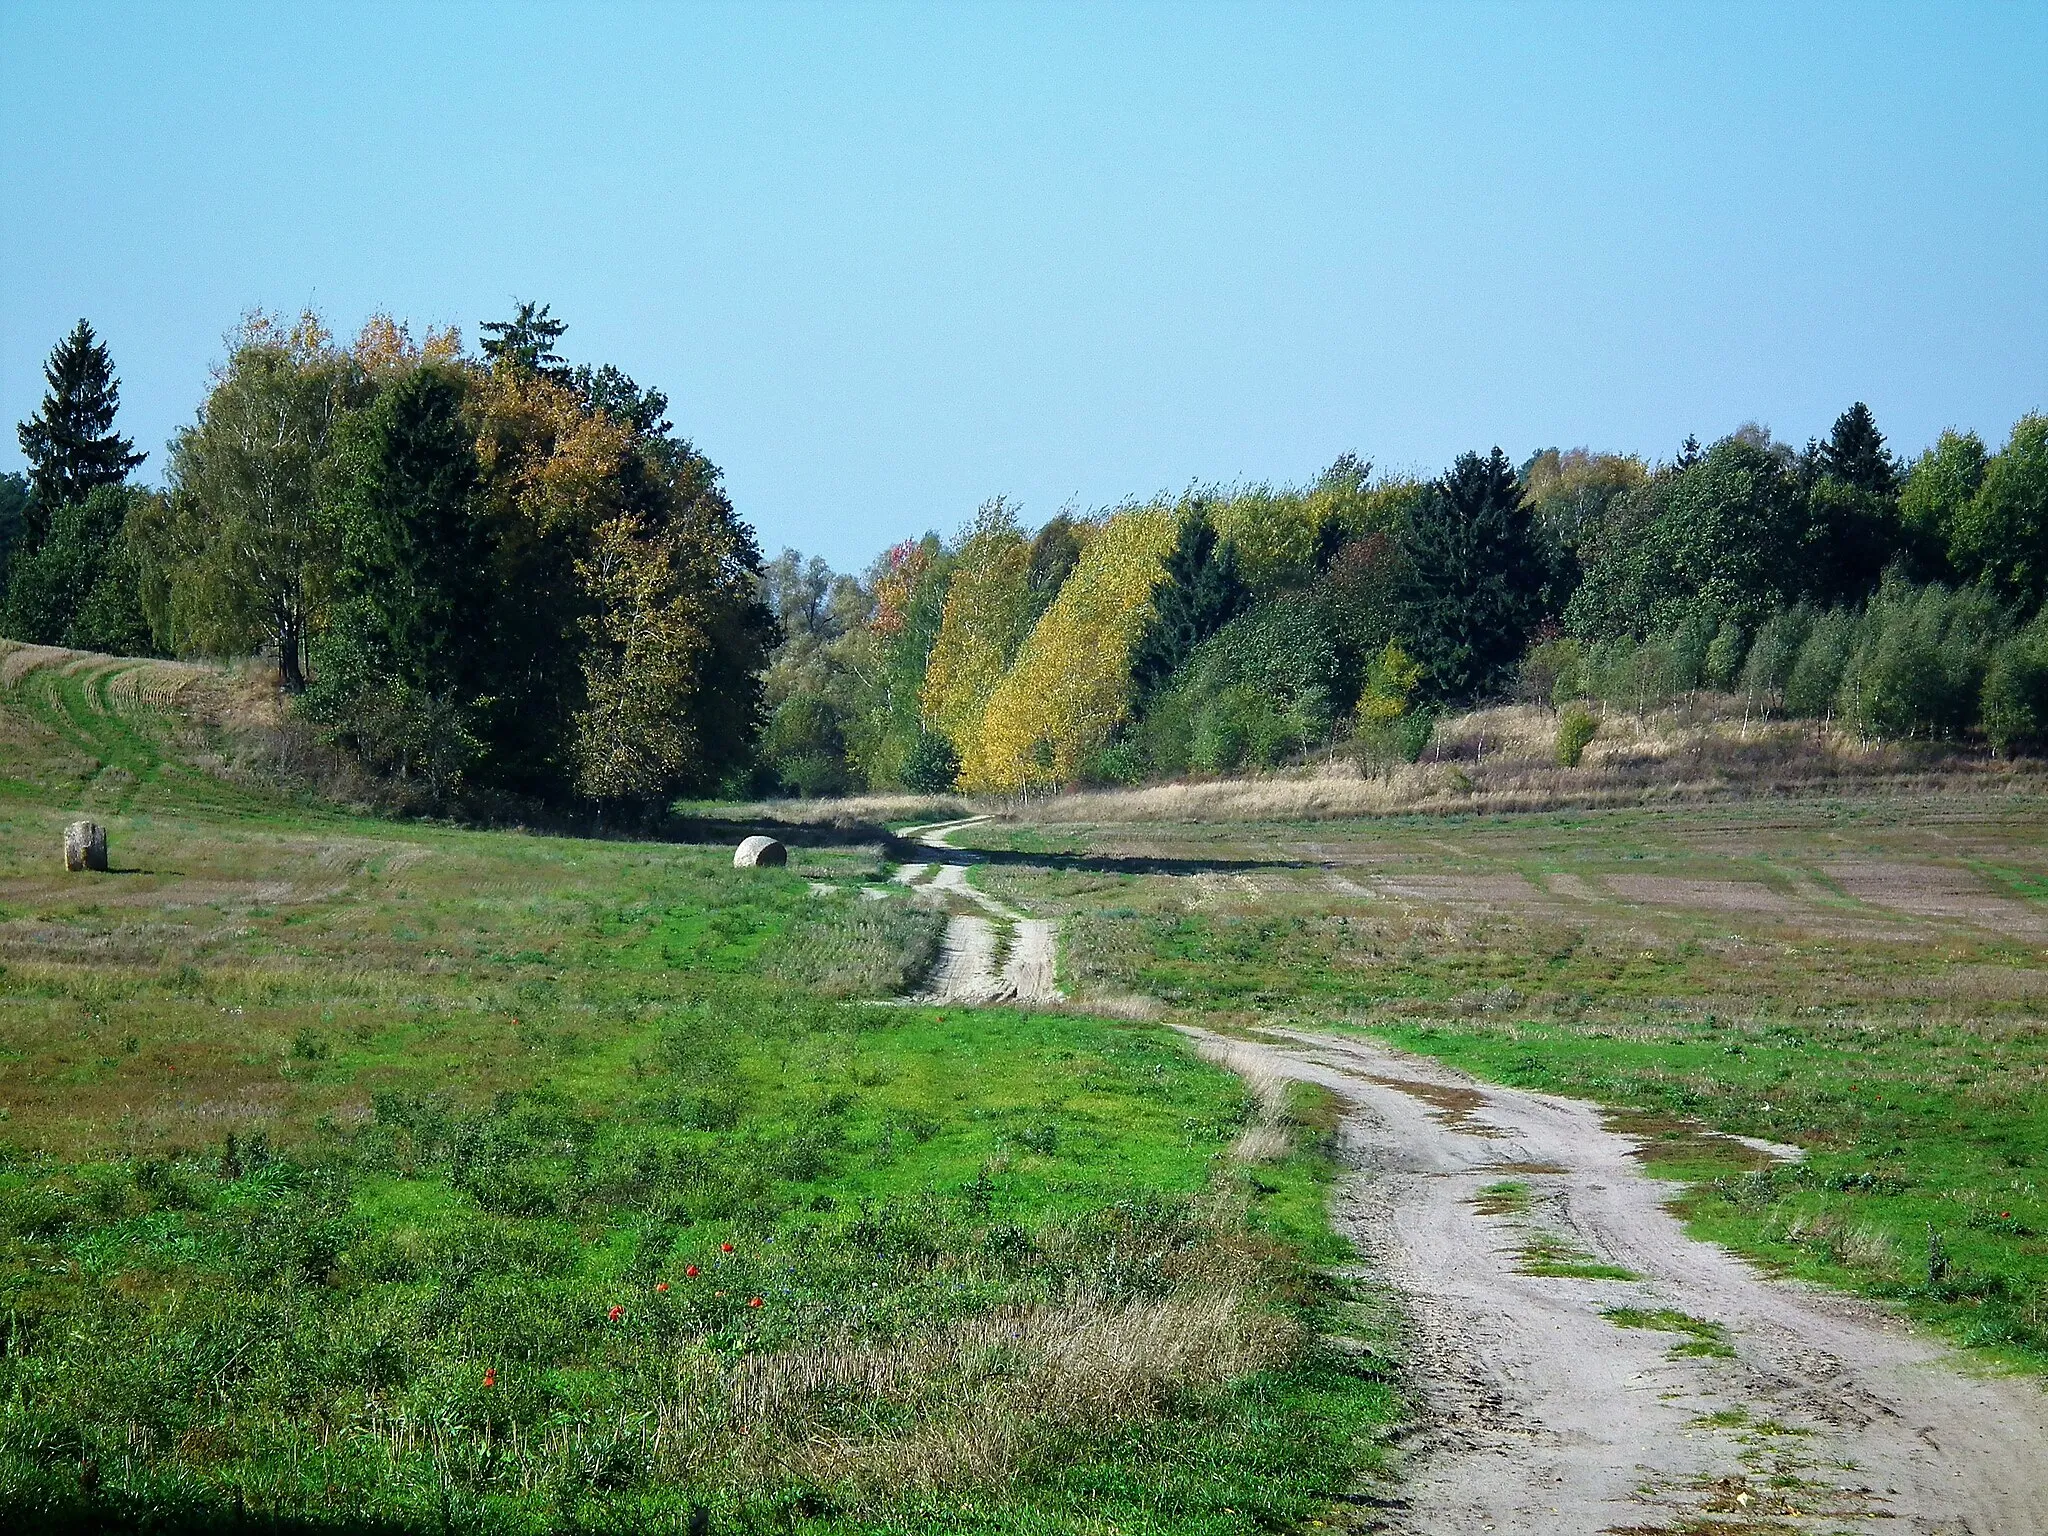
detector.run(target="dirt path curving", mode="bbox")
[1187,1024,2048,1536]
[896,818,1062,1006]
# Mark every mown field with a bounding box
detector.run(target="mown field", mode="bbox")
[0,649,1398,1534]
[960,795,2048,1371]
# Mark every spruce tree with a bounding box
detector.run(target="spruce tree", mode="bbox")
[16,321,145,544]
[1818,402,1898,498]
[1129,512,1247,701]
[478,301,569,377]
[306,364,494,793]
[1398,448,1546,701]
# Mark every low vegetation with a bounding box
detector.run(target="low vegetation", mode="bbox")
[963,796,2048,1369]
[0,667,1397,1532]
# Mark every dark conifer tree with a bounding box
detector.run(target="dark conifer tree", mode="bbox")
[1818,402,1898,498]
[479,301,569,377]
[1398,448,1546,701]
[15,321,145,545]
[305,364,495,792]
[1129,511,1247,700]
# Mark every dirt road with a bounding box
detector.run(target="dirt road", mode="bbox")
[1199,1025,2048,1535]
[896,818,1062,1006]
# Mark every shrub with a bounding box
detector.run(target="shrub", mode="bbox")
[1519,636,1581,704]
[1556,707,1598,767]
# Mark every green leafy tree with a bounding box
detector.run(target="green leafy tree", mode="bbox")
[572,458,773,808]
[15,320,144,548]
[1983,618,2048,756]
[303,364,495,794]
[1951,414,2048,615]
[1398,448,1546,701]
[154,314,363,689]
[1899,429,1987,581]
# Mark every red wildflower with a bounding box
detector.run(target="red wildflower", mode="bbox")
[721,1242,734,1253]
[608,1305,623,1322]
[748,1296,763,1309]
[482,1367,497,1388]
[686,1264,700,1277]
[655,1281,669,1293]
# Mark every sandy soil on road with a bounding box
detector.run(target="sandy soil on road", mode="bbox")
[898,818,1063,1006]
[1193,1025,2048,1536]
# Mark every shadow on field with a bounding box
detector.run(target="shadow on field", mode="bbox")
[668,810,1312,878]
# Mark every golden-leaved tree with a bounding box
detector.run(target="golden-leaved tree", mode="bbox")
[919,497,1036,762]
[967,503,1176,790]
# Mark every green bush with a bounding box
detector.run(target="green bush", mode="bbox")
[1556,707,1598,767]
[1702,617,1748,690]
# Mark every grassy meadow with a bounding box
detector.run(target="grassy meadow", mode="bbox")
[959,795,2048,1369]
[0,649,1398,1533]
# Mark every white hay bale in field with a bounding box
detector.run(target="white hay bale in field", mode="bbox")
[733,835,787,869]
[64,821,108,872]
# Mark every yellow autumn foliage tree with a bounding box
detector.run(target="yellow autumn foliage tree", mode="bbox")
[920,497,1036,760]
[966,504,1177,790]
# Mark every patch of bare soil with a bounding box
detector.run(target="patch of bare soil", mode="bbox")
[1185,1025,2048,1535]
[1827,861,2048,941]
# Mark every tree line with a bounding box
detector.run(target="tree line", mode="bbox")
[756,406,2048,794]
[2,309,772,812]
[5,312,2045,806]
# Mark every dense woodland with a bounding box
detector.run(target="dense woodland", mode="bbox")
[5,310,2047,810]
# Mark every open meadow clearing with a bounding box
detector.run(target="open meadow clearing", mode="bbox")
[0,652,1397,1533]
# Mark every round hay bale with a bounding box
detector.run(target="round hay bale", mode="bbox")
[64,821,108,873]
[733,835,787,869]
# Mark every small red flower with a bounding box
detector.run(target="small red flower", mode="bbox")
[721,1242,734,1253]
[685,1264,700,1277]
[655,1281,669,1293]
[482,1367,497,1388]
[2001,1211,2012,1220]
[748,1296,763,1309]
[607,1305,623,1322]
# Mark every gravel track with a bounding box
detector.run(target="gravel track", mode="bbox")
[1190,1024,2048,1535]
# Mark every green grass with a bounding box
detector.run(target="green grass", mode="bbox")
[984,799,2048,1370]
[1602,1306,1737,1358]
[0,661,1399,1533]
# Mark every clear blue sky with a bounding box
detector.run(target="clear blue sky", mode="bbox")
[3,3,2043,569]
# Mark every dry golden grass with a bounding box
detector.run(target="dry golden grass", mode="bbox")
[947,697,2047,825]
[647,1289,1298,1493]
